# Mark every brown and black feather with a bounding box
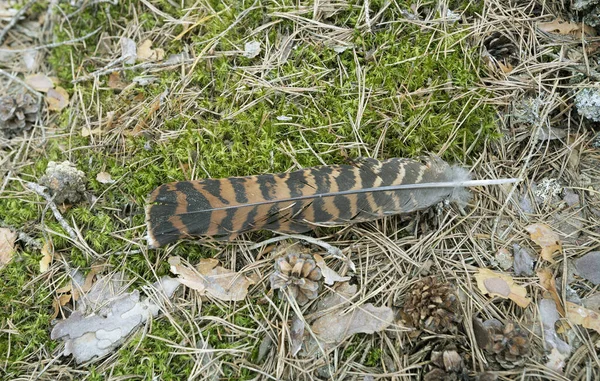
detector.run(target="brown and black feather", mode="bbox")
[145,157,471,247]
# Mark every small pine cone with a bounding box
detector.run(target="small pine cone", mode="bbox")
[477,319,530,370]
[483,32,518,64]
[270,251,322,305]
[0,93,39,139]
[402,277,462,334]
[424,345,468,381]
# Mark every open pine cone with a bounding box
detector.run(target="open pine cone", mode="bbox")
[402,277,462,334]
[0,93,39,139]
[424,345,469,381]
[475,318,530,370]
[270,251,322,305]
[483,32,518,66]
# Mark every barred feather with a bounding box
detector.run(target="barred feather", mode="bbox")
[146,157,503,248]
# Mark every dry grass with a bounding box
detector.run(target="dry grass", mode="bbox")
[1,0,600,380]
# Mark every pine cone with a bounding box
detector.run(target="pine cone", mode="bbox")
[476,319,530,370]
[0,93,39,139]
[424,345,469,381]
[402,277,462,334]
[270,251,322,305]
[483,32,518,64]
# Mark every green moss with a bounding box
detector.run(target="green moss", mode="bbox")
[0,251,54,378]
[0,0,500,378]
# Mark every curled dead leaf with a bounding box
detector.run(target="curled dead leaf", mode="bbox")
[313,253,350,286]
[169,256,254,301]
[96,172,115,184]
[46,87,69,111]
[537,268,564,315]
[566,301,600,334]
[0,228,17,270]
[39,241,53,273]
[525,223,562,263]
[25,73,54,92]
[539,19,597,39]
[137,39,165,62]
[475,268,531,308]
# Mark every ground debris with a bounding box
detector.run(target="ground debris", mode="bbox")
[51,272,180,363]
[169,256,254,301]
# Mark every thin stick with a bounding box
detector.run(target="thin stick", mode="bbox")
[0,0,35,45]
[0,27,101,53]
[249,234,343,257]
[25,182,78,241]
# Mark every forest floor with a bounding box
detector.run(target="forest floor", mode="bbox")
[1,0,599,380]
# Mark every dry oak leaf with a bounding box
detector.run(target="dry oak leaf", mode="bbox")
[0,228,17,270]
[169,256,254,301]
[475,268,531,308]
[47,86,69,111]
[311,303,394,346]
[313,253,350,285]
[525,223,562,263]
[537,268,564,315]
[39,241,53,273]
[137,39,165,62]
[25,73,54,92]
[566,301,600,334]
[538,19,597,39]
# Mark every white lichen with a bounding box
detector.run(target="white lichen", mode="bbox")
[575,88,600,122]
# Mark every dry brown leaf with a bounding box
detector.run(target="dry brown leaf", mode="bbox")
[81,126,102,137]
[107,72,128,90]
[25,73,54,92]
[566,301,600,333]
[313,253,350,286]
[47,86,69,111]
[96,172,115,184]
[539,19,597,38]
[0,228,17,270]
[545,347,567,372]
[52,293,72,319]
[169,256,254,301]
[525,223,562,263]
[537,268,565,315]
[311,303,394,346]
[498,61,513,74]
[39,241,53,273]
[475,268,531,308]
[137,39,165,62]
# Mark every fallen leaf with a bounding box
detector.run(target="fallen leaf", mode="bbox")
[566,301,600,334]
[290,312,305,357]
[525,223,562,263]
[546,347,567,372]
[52,293,72,319]
[169,256,254,301]
[0,228,17,270]
[51,273,180,363]
[513,243,535,276]
[311,303,394,347]
[120,37,136,64]
[81,126,102,137]
[46,86,69,111]
[137,39,164,62]
[25,73,54,92]
[539,19,597,38]
[575,251,600,285]
[475,268,531,308]
[498,60,513,74]
[96,172,115,184]
[39,241,53,273]
[313,254,350,286]
[107,72,128,90]
[243,41,261,58]
[537,267,564,315]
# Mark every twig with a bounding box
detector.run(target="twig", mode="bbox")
[0,27,101,53]
[249,233,343,257]
[25,182,78,241]
[0,0,35,45]
[0,221,42,249]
